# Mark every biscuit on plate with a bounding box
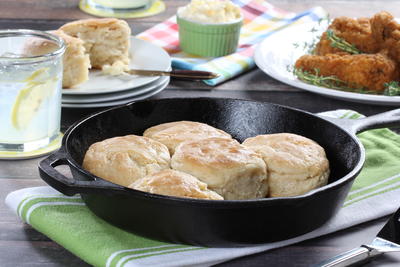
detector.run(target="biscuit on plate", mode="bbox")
[171,137,268,200]
[60,18,131,74]
[242,133,330,197]
[82,135,170,187]
[143,121,232,155]
[129,169,223,200]
[23,30,90,88]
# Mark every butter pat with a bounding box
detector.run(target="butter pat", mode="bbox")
[102,61,129,76]
[177,0,242,24]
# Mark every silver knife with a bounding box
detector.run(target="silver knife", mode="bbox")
[126,69,220,80]
[315,207,400,266]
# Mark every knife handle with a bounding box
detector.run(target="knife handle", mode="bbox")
[169,70,220,80]
[314,246,382,267]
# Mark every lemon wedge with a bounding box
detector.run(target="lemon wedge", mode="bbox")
[11,68,58,130]
[23,68,49,83]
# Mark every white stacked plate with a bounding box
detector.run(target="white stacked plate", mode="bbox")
[62,37,171,108]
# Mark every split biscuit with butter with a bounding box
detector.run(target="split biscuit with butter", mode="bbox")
[129,169,223,200]
[23,30,90,88]
[82,135,170,187]
[24,18,131,88]
[60,18,131,75]
[243,133,330,197]
[143,121,232,155]
[171,137,268,200]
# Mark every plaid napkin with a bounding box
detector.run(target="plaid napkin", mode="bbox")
[5,110,400,267]
[137,0,328,86]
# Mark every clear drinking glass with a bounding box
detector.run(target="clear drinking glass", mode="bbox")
[80,0,155,17]
[88,0,152,9]
[0,29,65,152]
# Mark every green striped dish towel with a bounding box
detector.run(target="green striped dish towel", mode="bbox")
[5,110,400,267]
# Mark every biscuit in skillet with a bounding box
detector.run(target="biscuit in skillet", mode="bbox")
[171,137,268,200]
[243,133,330,197]
[129,169,223,200]
[143,121,232,155]
[82,135,170,187]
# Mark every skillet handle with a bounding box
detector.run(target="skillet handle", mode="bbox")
[322,109,400,134]
[38,149,125,196]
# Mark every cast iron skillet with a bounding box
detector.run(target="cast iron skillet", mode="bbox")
[38,98,400,247]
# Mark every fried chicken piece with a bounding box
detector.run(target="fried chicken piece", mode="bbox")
[371,11,395,43]
[371,11,400,62]
[295,53,397,91]
[315,17,380,55]
[298,12,400,93]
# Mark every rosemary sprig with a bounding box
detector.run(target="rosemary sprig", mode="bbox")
[384,81,400,96]
[292,36,321,55]
[294,67,349,89]
[326,29,361,54]
[292,17,331,54]
[293,67,376,94]
[319,15,331,26]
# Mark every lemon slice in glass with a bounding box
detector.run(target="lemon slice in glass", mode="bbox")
[11,68,57,130]
[23,68,49,83]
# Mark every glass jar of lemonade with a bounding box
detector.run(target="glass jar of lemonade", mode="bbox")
[0,29,65,152]
[89,0,150,9]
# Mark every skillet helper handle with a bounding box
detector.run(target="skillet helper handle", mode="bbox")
[38,149,124,196]
[346,108,400,134]
[322,109,400,134]
[314,246,381,267]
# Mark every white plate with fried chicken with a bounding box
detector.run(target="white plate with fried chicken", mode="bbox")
[254,11,400,105]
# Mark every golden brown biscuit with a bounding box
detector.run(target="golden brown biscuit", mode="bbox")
[23,30,90,88]
[82,135,170,187]
[129,169,223,200]
[171,137,268,200]
[243,133,330,197]
[60,18,131,73]
[143,121,232,155]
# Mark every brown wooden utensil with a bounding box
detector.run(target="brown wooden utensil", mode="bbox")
[127,69,220,80]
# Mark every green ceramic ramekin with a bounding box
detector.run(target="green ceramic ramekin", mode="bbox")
[177,15,243,57]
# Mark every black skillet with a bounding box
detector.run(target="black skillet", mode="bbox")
[38,98,400,247]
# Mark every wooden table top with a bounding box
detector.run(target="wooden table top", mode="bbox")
[1,0,400,266]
